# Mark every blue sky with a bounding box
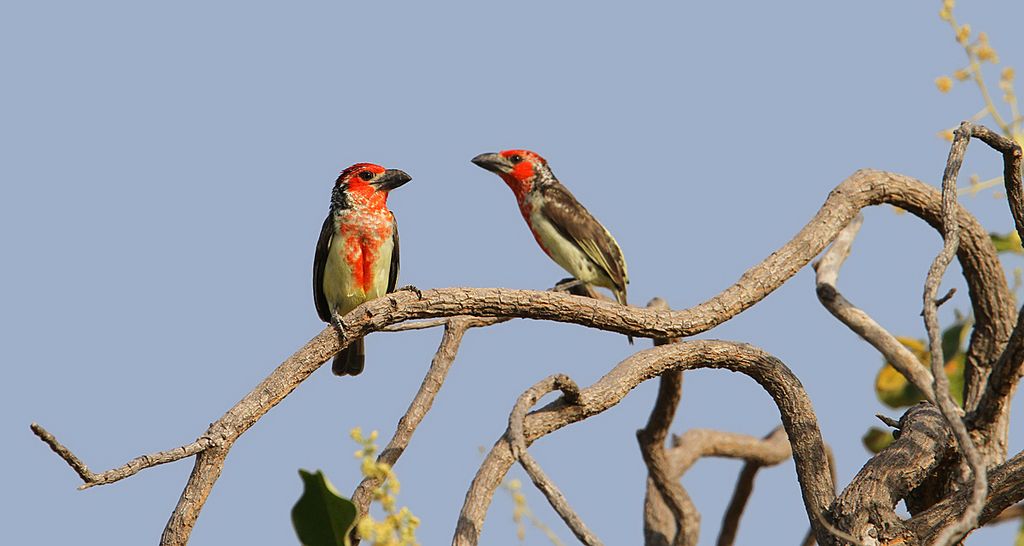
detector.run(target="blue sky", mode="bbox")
[3,1,1022,544]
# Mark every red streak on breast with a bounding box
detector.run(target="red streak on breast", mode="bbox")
[339,207,393,295]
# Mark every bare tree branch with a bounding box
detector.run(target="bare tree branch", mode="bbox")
[989,502,1024,524]
[907,448,1024,541]
[666,428,793,477]
[716,427,790,546]
[922,121,987,545]
[507,374,601,546]
[454,340,833,546]
[636,297,692,546]
[968,124,1024,457]
[799,445,837,546]
[350,317,473,537]
[638,368,693,546]
[970,124,1024,239]
[828,403,955,544]
[814,213,937,403]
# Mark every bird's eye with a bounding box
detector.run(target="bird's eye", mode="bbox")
[509,154,523,164]
[359,170,374,181]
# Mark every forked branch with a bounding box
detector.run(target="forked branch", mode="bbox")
[454,340,834,546]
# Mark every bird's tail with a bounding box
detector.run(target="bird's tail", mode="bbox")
[332,338,365,376]
[615,288,634,345]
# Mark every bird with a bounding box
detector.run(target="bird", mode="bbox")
[471,149,631,328]
[313,163,411,375]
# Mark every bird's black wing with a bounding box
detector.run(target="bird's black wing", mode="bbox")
[313,213,334,323]
[386,212,400,293]
[538,184,629,295]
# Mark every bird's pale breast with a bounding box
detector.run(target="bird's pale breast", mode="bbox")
[322,210,394,317]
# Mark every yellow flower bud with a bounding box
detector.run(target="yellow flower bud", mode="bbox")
[935,76,954,93]
[956,24,970,45]
[977,45,998,63]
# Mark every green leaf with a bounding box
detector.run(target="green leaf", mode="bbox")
[991,231,1024,254]
[862,427,894,453]
[875,334,968,408]
[1016,516,1024,546]
[292,469,357,546]
[945,353,965,407]
[940,320,969,364]
[875,337,929,408]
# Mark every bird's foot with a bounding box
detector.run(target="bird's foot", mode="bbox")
[396,284,423,300]
[552,277,584,292]
[330,312,347,335]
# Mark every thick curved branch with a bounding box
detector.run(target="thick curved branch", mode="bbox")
[453,340,833,546]
[814,214,936,403]
[907,448,1024,541]
[923,121,987,545]
[828,403,955,544]
[507,375,601,546]
[969,127,1024,454]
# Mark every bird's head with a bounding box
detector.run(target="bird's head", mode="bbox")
[471,149,549,201]
[332,163,412,210]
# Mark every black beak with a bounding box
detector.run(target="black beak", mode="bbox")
[471,152,509,175]
[372,169,412,192]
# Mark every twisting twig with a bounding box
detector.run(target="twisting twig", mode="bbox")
[716,427,790,546]
[666,429,793,478]
[814,213,937,404]
[454,340,834,546]
[349,317,473,540]
[637,366,693,546]
[970,124,1024,239]
[30,423,214,490]
[636,297,693,546]
[922,121,987,545]
[507,374,600,546]
[970,123,1024,456]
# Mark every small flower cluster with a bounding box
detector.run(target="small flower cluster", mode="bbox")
[503,479,564,545]
[350,428,420,546]
[933,0,1020,150]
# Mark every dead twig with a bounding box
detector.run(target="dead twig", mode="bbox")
[716,427,790,546]
[349,318,473,542]
[922,121,987,545]
[454,340,833,546]
[507,374,600,546]
[814,213,937,403]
